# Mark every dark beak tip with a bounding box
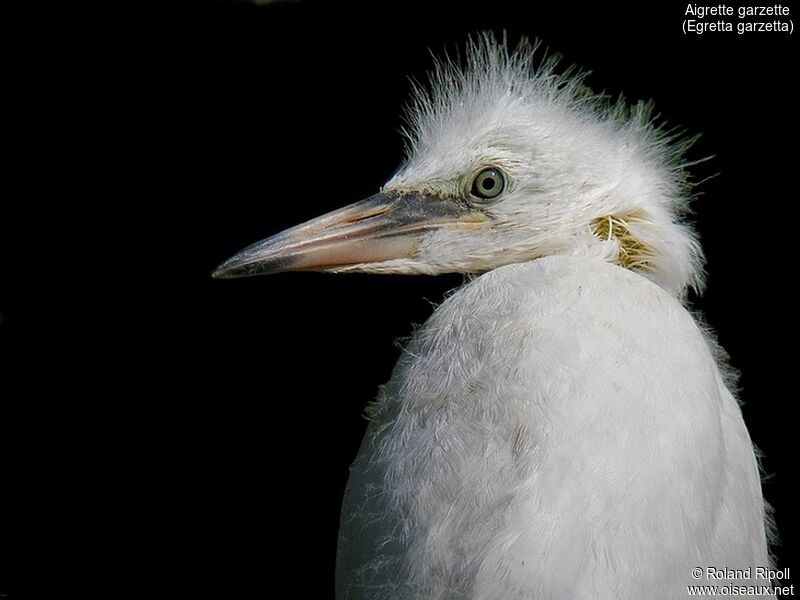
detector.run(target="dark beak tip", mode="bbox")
[211,253,301,279]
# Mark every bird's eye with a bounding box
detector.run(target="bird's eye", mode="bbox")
[470,168,505,201]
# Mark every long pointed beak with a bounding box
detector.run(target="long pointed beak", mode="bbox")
[212,191,484,278]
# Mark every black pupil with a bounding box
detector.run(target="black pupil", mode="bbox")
[481,177,496,190]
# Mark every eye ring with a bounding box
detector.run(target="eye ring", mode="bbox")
[470,168,505,202]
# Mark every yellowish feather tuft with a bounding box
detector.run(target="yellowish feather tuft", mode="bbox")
[591,212,659,274]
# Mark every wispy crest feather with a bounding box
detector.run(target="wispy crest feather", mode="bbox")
[402,35,592,157]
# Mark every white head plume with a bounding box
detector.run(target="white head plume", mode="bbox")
[384,34,705,298]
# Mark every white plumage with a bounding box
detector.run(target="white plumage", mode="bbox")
[215,35,773,599]
[337,257,770,598]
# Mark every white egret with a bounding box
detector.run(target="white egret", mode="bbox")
[214,35,774,599]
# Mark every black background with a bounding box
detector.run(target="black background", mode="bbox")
[3,0,797,597]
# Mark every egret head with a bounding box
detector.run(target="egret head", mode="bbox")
[214,35,704,298]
